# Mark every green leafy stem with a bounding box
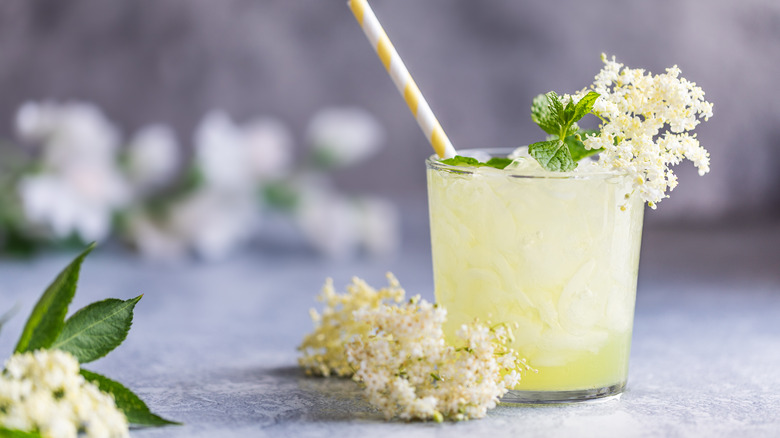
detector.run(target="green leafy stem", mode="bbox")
[8,244,180,427]
[528,91,602,172]
[437,91,604,172]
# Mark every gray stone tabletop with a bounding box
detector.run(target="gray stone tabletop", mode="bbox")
[0,222,779,438]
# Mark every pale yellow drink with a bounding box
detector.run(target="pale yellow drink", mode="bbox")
[427,148,644,401]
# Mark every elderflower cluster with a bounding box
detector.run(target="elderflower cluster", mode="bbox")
[299,274,531,422]
[0,350,129,438]
[347,298,528,421]
[298,274,405,377]
[577,54,714,208]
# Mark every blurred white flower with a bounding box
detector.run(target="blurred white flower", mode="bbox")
[125,124,180,192]
[242,117,295,181]
[295,186,401,259]
[18,161,130,243]
[126,188,259,262]
[357,197,400,257]
[125,212,188,262]
[15,101,120,170]
[13,101,129,243]
[296,188,361,259]
[168,189,259,261]
[306,107,385,168]
[195,110,293,191]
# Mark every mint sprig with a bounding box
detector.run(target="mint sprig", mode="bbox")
[9,244,179,427]
[529,91,601,172]
[440,155,513,170]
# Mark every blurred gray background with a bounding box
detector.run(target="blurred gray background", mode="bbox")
[1,0,779,225]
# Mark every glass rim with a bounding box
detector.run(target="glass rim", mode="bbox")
[426,147,626,179]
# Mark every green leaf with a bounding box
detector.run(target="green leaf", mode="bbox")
[565,130,602,162]
[80,369,181,426]
[14,244,95,354]
[440,155,513,170]
[0,427,42,438]
[440,155,481,167]
[531,93,560,135]
[545,91,564,126]
[484,157,513,169]
[562,99,576,127]
[528,139,576,172]
[51,296,142,364]
[572,91,600,123]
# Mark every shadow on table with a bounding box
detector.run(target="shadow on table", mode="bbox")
[213,365,389,424]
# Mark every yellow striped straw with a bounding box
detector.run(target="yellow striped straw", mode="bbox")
[348,0,457,159]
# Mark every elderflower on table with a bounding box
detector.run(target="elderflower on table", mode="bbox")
[300,274,531,422]
[577,54,713,208]
[298,274,405,377]
[347,297,527,421]
[0,350,128,438]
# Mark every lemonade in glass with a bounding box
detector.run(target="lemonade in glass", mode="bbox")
[427,147,645,402]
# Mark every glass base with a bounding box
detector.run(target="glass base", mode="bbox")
[500,382,625,404]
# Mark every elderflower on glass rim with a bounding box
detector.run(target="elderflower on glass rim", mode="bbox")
[574,53,713,208]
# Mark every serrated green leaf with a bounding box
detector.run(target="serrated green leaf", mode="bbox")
[531,94,560,135]
[562,99,576,126]
[528,139,576,172]
[441,155,513,170]
[572,91,600,123]
[0,427,42,438]
[14,244,95,354]
[440,155,481,167]
[484,157,513,169]
[51,296,141,364]
[565,131,603,162]
[80,369,181,426]
[545,91,565,126]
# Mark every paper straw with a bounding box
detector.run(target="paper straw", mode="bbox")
[348,0,457,159]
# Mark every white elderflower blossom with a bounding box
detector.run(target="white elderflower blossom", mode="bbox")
[300,274,532,422]
[347,297,530,421]
[0,350,128,438]
[578,54,713,208]
[298,274,405,377]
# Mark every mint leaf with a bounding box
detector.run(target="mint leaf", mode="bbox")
[15,244,95,353]
[0,427,42,438]
[546,91,565,127]
[440,155,481,167]
[562,98,576,127]
[528,139,576,172]
[441,155,512,170]
[573,91,600,122]
[484,157,513,169]
[531,93,559,135]
[529,90,602,172]
[80,369,181,426]
[51,296,141,364]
